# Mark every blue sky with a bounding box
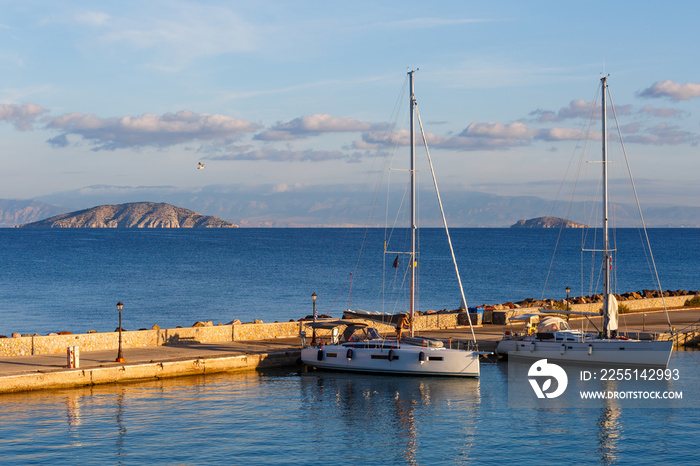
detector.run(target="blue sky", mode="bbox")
[1,0,699,207]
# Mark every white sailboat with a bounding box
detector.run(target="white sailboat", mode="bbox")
[301,70,482,377]
[496,76,673,367]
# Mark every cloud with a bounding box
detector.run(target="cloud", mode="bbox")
[255,113,376,141]
[638,105,687,118]
[431,121,537,150]
[461,121,534,139]
[75,11,110,26]
[97,4,258,70]
[45,110,261,150]
[637,80,700,101]
[210,146,347,162]
[624,123,699,146]
[356,121,538,151]
[535,127,585,141]
[0,103,49,130]
[529,99,593,122]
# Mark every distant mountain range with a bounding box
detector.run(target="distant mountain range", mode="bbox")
[18,202,237,228]
[1,184,699,227]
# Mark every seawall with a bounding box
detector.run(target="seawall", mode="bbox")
[490,294,696,325]
[2,294,696,358]
[0,313,469,358]
[0,351,298,393]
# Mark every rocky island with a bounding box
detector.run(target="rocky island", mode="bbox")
[18,202,237,228]
[510,216,586,229]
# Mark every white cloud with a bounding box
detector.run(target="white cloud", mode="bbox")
[255,114,376,141]
[45,110,261,150]
[461,121,535,139]
[0,103,49,130]
[637,80,700,101]
[75,11,110,26]
[210,146,346,162]
[530,99,593,122]
[535,127,584,141]
[638,105,687,118]
[625,123,698,146]
[94,4,259,70]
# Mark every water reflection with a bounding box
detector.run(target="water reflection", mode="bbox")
[115,390,127,461]
[299,371,481,463]
[0,355,696,464]
[597,379,621,465]
[64,392,82,427]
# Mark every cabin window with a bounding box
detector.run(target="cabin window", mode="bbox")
[370,354,399,360]
[326,353,337,358]
[428,356,443,361]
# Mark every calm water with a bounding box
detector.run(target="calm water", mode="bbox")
[0,352,698,464]
[0,228,699,335]
[0,228,698,464]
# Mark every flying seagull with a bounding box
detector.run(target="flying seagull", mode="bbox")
[198,162,205,169]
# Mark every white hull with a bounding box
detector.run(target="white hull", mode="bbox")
[496,338,672,366]
[301,341,480,377]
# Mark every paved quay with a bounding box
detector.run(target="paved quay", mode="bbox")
[1,308,697,394]
[0,338,303,394]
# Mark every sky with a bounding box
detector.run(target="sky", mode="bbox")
[1,0,699,208]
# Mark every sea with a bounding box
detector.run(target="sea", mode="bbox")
[0,228,699,464]
[1,228,699,335]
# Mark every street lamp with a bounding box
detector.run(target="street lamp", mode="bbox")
[311,292,318,346]
[116,301,125,363]
[565,286,571,312]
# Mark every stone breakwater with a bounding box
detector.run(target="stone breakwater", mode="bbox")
[488,294,698,325]
[0,312,466,358]
[1,293,697,358]
[489,289,699,311]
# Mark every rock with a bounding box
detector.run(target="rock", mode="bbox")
[510,216,587,229]
[87,329,98,333]
[226,319,242,325]
[114,327,126,332]
[18,202,238,229]
[48,332,57,336]
[57,331,72,335]
[151,324,160,330]
[253,319,263,324]
[12,333,21,338]
[192,321,213,327]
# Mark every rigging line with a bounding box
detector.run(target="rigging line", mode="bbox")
[541,85,601,300]
[415,106,477,344]
[352,75,408,313]
[608,87,672,331]
[328,272,353,313]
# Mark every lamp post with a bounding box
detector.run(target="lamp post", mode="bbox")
[565,286,571,312]
[116,301,125,363]
[311,292,317,346]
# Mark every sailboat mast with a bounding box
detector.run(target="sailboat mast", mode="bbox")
[601,75,612,337]
[409,70,417,338]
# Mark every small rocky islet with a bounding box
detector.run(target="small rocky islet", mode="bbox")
[17,202,237,228]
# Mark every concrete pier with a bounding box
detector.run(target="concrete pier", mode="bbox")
[1,307,697,394]
[0,339,301,394]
